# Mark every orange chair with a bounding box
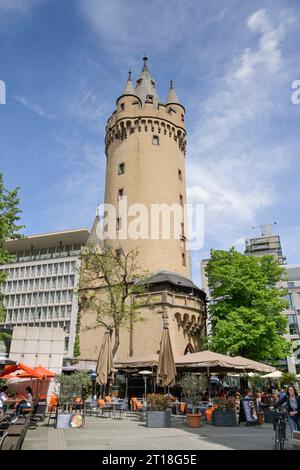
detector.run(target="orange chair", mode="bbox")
[130,397,138,411]
[47,394,59,427]
[205,405,216,423]
[180,403,186,414]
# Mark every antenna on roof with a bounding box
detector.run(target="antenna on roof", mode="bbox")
[251,222,277,237]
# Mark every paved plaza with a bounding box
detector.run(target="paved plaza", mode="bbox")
[22,414,293,451]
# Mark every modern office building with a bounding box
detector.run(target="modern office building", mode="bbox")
[279,264,300,372]
[0,228,89,358]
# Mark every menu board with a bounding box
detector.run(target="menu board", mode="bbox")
[240,398,258,423]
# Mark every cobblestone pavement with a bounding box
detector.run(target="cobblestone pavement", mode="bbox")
[22,414,293,450]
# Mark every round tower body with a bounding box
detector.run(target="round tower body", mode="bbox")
[103,63,191,278]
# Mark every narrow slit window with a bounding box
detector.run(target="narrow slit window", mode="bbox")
[116,218,122,230]
[118,188,124,200]
[182,253,186,266]
[178,169,182,181]
[118,163,125,175]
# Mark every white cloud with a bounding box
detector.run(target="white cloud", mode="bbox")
[0,0,40,16]
[186,9,294,252]
[14,95,57,119]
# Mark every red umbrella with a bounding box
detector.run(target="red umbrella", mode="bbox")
[0,363,43,379]
[17,365,56,379]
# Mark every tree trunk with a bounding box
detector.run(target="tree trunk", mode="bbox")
[112,328,120,357]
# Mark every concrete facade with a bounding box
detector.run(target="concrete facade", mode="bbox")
[0,229,89,358]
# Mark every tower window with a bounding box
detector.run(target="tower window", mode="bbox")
[146,95,153,103]
[118,188,124,200]
[116,218,122,230]
[178,169,182,181]
[118,163,125,175]
[181,114,184,122]
[181,223,185,236]
[179,194,183,206]
[120,103,125,111]
[182,253,186,266]
[152,135,159,145]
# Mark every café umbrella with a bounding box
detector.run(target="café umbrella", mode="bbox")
[96,330,114,387]
[156,327,176,388]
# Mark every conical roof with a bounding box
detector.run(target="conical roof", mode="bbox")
[166,80,181,105]
[88,208,104,248]
[122,70,137,96]
[135,56,160,107]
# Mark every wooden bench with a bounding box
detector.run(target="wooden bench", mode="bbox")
[0,418,31,450]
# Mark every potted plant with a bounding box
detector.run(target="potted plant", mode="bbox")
[146,394,171,428]
[179,374,202,428]
[55,371,92,428]
[212,398,237,426]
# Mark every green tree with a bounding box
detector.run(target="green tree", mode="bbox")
[79,245,152,357]
[205,248,291,361]
[0,174,24,322]
[73,335,80,358]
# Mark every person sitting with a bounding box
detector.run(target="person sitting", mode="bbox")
[13,387,33,421]
[0,386,10,413]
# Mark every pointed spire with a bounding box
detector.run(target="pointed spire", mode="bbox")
[166,80,181,105]
[142,55,149,73]
[135,56,160,107]
[122,69,136,96]
[88,207,104,248]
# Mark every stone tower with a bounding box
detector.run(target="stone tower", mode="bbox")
[104,57,191,278]
[78,58,207,361]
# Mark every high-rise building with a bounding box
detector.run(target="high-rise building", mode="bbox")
[0,228,89,358]
[79,58,206,361]
[244,224,286,264]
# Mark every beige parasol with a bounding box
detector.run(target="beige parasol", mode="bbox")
[96,330,114,386]
[156,328,176,388]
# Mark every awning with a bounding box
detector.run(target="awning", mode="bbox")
[115,350,275,373]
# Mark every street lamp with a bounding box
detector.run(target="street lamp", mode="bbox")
[138,370,152,401]
[91,371,97,399]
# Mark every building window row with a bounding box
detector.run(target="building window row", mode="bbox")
[5,306,72,323]
[1,261,77,280]
[5,244,84,264]
[2,275,75,293]
[4,290,74,308]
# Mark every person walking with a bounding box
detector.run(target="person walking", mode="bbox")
[274,385,300,432]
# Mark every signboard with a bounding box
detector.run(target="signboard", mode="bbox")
[240,398,258,424]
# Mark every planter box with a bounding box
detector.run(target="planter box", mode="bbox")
[147,410,171,428]
[263,408,275,424]
[212,410,237,427]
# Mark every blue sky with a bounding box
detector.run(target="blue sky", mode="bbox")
[0,0,300,285]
